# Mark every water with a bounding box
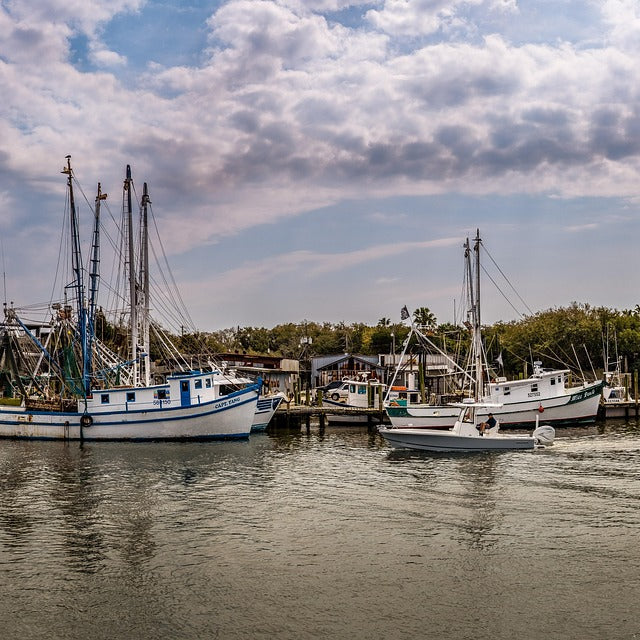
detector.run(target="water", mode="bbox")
[1,421,640,640]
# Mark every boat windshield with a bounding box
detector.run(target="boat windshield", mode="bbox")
[462,407,474,423]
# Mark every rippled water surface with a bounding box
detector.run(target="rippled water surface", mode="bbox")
[1,420,640,639]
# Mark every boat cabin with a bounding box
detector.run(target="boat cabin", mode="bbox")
[85,370,242,413]
[484,362,569,403]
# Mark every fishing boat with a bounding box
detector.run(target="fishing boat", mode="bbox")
[321,376,386,425]
[379,401,555,452]
[0,158,260,440]
[385,231,603,429]
[251,392,285,431]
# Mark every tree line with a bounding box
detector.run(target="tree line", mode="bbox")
[174,303,640,379]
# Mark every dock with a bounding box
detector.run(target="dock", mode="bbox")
[599,401,640,419]
[271,403,389,430]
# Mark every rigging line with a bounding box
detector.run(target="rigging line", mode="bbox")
[584,343,596,379]
[47,182,71,321]
[148,204,196,331]
[538,347,582,373]
[554,341,581,369]
[499,344,528,366]
[480,263,525,318]
[481,244,534,315]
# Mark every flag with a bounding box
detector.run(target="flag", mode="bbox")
[495,352,503,367]
[400,305,410,320]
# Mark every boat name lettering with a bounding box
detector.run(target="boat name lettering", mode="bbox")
[527,392,541,397]
[152,399,172,406]
[217,396,242,409]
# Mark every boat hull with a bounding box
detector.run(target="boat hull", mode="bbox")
[385,405,459,429]
[0,385,259,441]
[386,381,603,429]
[379,426,536,452]
[251,395,284,432]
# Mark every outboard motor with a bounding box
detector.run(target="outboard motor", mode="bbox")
[533,424,555,446]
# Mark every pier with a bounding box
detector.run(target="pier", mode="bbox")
[271,403,389,430]
[599,401,640,420]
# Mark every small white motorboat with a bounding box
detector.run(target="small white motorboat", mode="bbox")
[378,402,555,452]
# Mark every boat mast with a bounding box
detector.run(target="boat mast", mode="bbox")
[140,182,151,387]
[62,156,90,396]
[473,230,483,399]
[124,165,138,385]
[87,182,106,388]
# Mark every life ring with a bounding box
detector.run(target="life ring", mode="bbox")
[331,393,341,401]
[80,414,93,428]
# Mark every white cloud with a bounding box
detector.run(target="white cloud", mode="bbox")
[365,0,518,37]
[2,0,640,326]
[89,46,127,68]
[601,0,640,48]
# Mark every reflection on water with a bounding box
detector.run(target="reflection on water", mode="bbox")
[0,420,639,639]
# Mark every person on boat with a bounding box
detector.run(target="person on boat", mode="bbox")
[478,413,497,435]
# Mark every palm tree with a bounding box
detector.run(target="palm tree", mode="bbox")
[413,307,437,331]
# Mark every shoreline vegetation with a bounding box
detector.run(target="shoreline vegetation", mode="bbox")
[175,302,640,378]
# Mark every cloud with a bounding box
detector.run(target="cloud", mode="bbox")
[365,0,518,37]
[564,222,599,232]
[194,235,462,295]
[2,0,640,288]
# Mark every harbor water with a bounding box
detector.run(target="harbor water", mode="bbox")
[1,420,640,640]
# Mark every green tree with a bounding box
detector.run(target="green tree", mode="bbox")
[413,307,437,331]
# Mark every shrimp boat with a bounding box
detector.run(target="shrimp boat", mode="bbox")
[384,231,603,430]
[0,158,259,440]
[379,402,555,452]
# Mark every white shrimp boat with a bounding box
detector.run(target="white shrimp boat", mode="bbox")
[385,231,602,430]
[379,402,555,452]
[0,368,259,440]
[387,363,603,429]
[0,158,259,440]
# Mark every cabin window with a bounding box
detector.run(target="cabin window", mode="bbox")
[101,394,110,404]
[126,392,136,403]
[156,389,168,400]
[503,387,510,396]
[195,379,203,389]
[550,378,555,385]
[358,386,366,395]
[410,393,420,403]
[205,378,212,388]
[531,383,538,392]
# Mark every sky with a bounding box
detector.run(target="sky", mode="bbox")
[2,0,640,332]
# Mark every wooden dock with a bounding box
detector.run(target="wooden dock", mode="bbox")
[271,403,389,430]
[599,401,640,420]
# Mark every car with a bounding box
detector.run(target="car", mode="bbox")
[316,380,347,401]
